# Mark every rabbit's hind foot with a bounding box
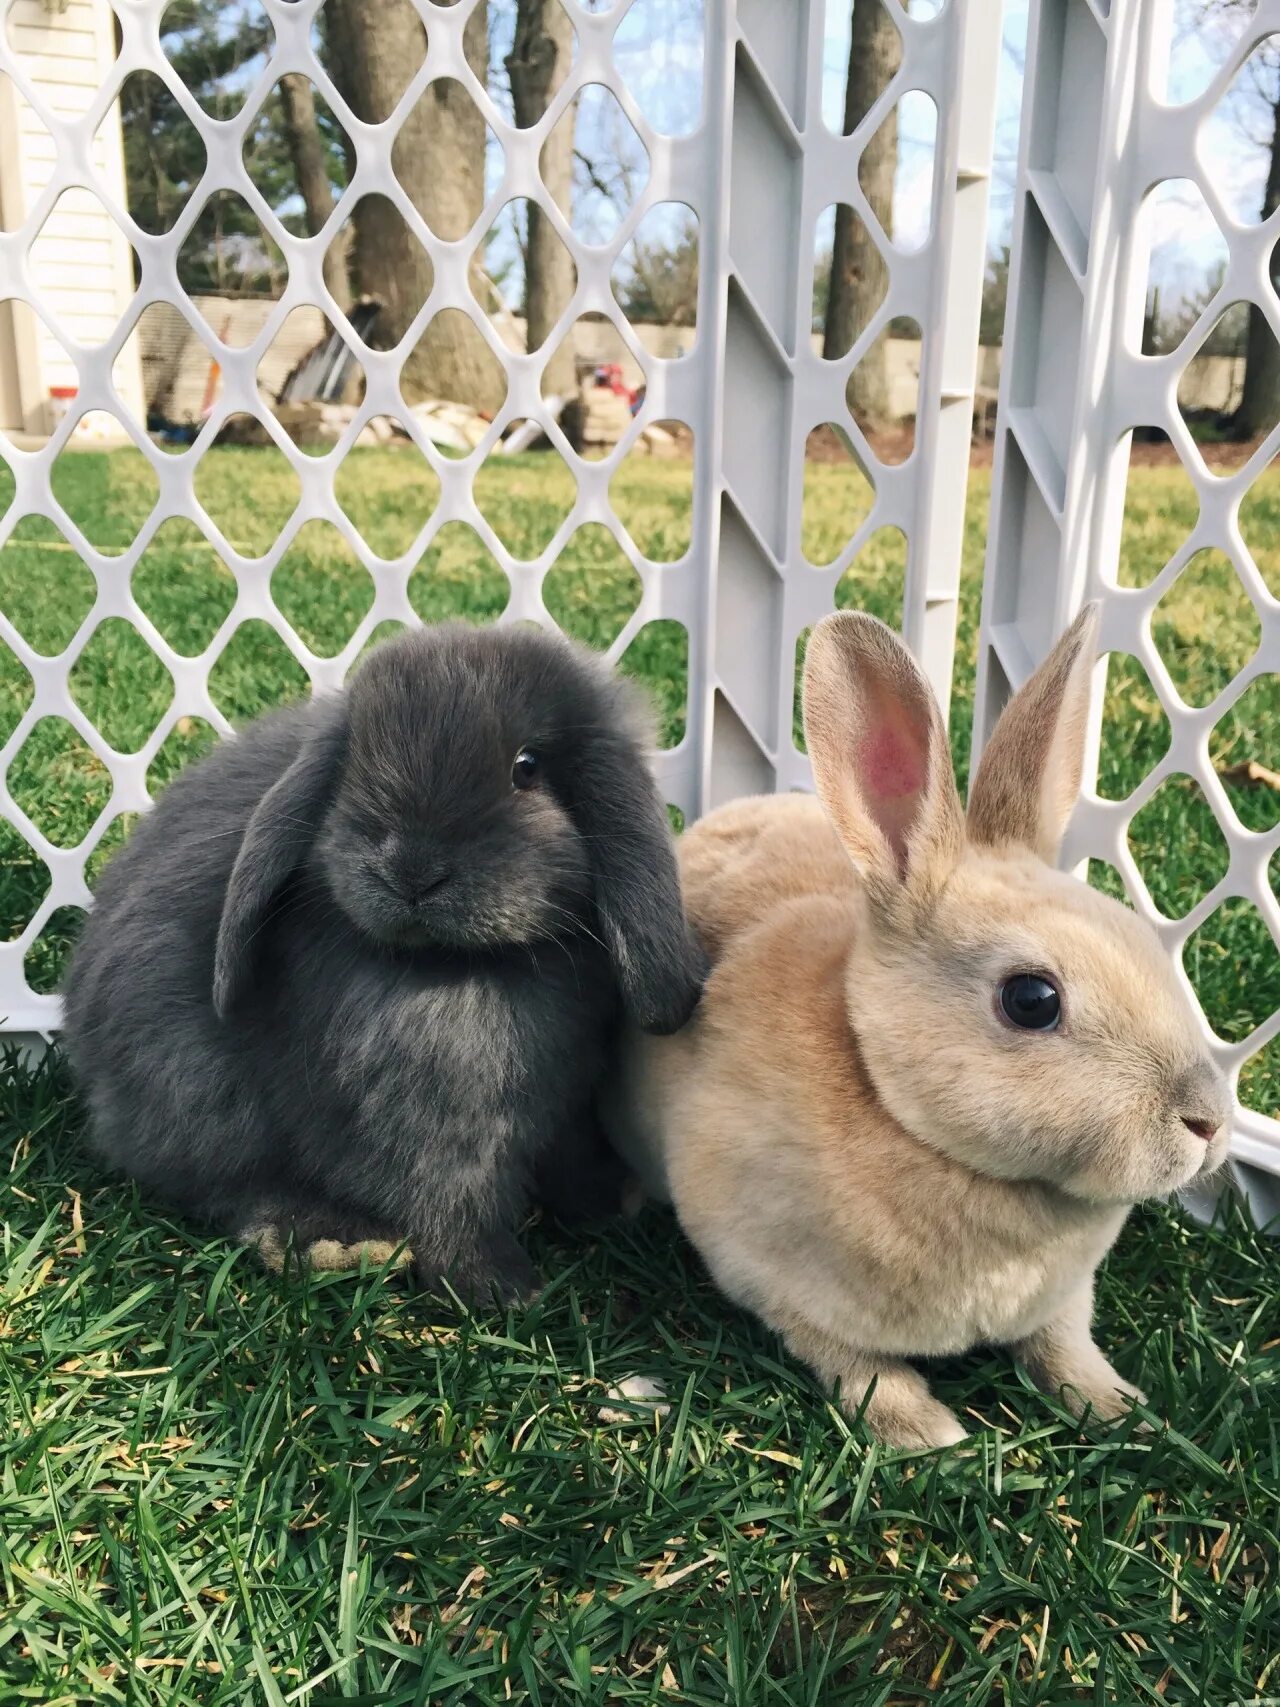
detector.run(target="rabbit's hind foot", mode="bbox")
[237,1197,412,1275]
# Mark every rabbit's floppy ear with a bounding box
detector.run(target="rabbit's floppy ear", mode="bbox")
[213,701,346,1019]
[571,724,705,1036]
[802,613,963,909]
[966,603,1100,863]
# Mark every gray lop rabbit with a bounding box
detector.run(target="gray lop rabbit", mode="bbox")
[64,623,704,1302]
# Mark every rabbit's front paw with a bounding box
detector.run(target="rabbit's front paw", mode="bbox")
[424,1234,539,1309]
[871,1392,969,1452]
[1058,1366,1149,1427]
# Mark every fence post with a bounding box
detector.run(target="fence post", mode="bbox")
[697,0,1002,816]
[976,0,1280,1220]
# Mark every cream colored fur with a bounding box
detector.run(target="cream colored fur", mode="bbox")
[608,607,1229,1450]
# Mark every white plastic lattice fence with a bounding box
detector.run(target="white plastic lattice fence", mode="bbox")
[977,0,1280,1215]
[0,0,1000,1034]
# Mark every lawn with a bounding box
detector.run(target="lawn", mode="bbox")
[0,446,1277,1703]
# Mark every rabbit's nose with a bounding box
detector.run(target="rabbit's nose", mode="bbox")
[1181,1114,1221,1143]
[399,867,452,905]
[1171,1065,1230,1145]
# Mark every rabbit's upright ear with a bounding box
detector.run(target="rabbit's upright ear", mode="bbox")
[966,603,1100,863]
[213,702,346,1019]
[573,728,706,1036]
[802,613,963,910]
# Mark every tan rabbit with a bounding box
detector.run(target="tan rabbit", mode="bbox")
[606,606,1231,1450]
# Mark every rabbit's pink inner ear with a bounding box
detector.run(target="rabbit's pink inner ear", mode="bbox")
[855,696,929,875]
[804,611,963,900]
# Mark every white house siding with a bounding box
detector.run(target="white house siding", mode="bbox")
[0,0,143,437]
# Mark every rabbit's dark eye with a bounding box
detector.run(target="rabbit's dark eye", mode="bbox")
[999,974,1061,1031]
[512,748,540,790]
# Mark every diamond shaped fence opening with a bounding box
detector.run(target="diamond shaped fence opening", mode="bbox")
[834,524,907,630]
[1094,652,1172,803]
[502,0,577,127]
[8,717,112,850]
[327,196,435,341]
[1176,300,1272,477]
[619,619,688,749]
[0,818,49,943]
[612,202,698,349]
[24,905,87,996]
[475,435,576,558]
[114,303,201,450]
[0,517,96,655]
[207,620,309,724]
[543,523,643,650]
[1127,775,1231,921]
[1164,2,1252,103]
[1185,899,1280,1049]
[334,426,439,559]
[395,81,503,244]
[1197,34,1280,227]
[179,192,289,339]
[1152,548,1261,710]
[0,637,33,746]
[245,78,351,230]
[257,308,367,418]
[1238,480,1280,600]
[408,522,510,626]
[160,0,273,120]
[553,85,649,245]
[406,310,507,417]
[271,520,375,658]
[855,318,921,464]
[30,189,139,350]
[814,202,888,362]
[146,718,218,798]
[609,421,694,564]
[106,71,207,236]
[131,519,237,656]
[1213,676,1280,834]
[1135,180,1228,356]
[613,0,706,137]
[69,619,174,755]
[821,0,904,136]
[801,425,876,566]
[860,89,937,255]
[1115,431,1200,588]
[330,0,427,123]
[479,199,579,352]
[0,69,51,232]
[192,421,302,557]
[50,428,158,555]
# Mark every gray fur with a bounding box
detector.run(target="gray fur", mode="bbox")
[63,623,704,1302]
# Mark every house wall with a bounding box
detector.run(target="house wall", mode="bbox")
[0,0,143,438]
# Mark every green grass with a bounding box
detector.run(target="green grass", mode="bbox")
[0,448,1277,1703]
[2,1052,1277,1705]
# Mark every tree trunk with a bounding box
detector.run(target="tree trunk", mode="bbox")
[1234,91,1280,440]
[824,1,900,428]
[507,0,576,399]
[277,71,351,310]
[323,0,500,408]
